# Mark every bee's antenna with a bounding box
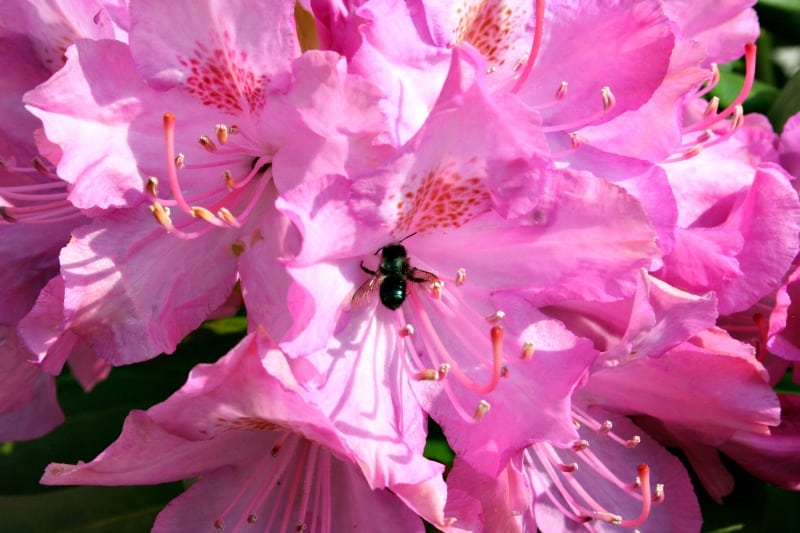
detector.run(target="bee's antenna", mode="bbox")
[398,231,417,243]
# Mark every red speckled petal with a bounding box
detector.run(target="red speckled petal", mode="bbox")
[130,0,300,114]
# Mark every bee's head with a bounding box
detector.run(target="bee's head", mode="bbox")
[380,243,408,260]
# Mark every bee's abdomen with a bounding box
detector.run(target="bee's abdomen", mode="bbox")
[379,276,407,310]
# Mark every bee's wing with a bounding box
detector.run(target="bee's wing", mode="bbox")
[351,275,382,308]
[408,268,440,285]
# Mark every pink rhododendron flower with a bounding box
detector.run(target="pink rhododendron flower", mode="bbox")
[41,330,447,531]
[314,0,677,145]
[0,0,119,322]
[20,0,390,365]
[278,48,660,481]
[656,109,800,315]
[446,406,702,532]
[447,268,786,529]
[4,0,799,530]
[0,0,121,438]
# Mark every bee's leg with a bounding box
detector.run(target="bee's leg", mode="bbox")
[360,261,377,275]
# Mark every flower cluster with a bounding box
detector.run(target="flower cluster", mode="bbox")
[3,0,800,531]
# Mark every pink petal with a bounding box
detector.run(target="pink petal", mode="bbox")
[581,329,780,439]
[780,112,800,179]
[423,298,597,475]
[57,209,239,365]
[0,221,69,324]
[518,0,674,126]
[662,0,759,63]
[530,407,701,533]
[130,0,299,96]
[0,326,63,441]
[24,40,153,208]
[721,393,800,490]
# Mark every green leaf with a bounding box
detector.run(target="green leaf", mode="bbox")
[0,317,247,529]
[768,69,800,131]
[0,485,183,532]
[758,0,800,13]
[710,69,781,116]
[0,318,246,493]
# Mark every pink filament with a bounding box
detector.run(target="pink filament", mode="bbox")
[511,0,546,94]
[620,464,653,528]
[162,113,193,215]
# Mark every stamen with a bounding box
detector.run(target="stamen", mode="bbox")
[198,135,218,152]
[213,431,300,532]
[31,156,51,174]
[216,124,229,145]
[415,369,439,381]
[455,267,467,286]
[681,145,704,159]
[730,105,744,130]
[407,303,506,394]
[696,63,720,98]
[398,313,486,423]
[559,462,579,473]
[696,129,714,143]
[626,435,641,448]
[555,81,568,100]
[431,280,444,300]
[398,324,414,337]
[157,113,274,237]
[653,484,665,503]
[512,55,528,73]
[520,341,535,360]
[527,407,667,530]
[150,202,174,232]
[597,420,612,435]
[541,86,616,133]
[146,177,159,198]
[703,97,719,117]
[571,440,589,452]
[217,207,240,227]
[594,511,623,525]
[473,399,491,421]
[485,310,505,323]
[600,86,615,111]
[223,170,235,189]
[291,443,317,533]
[191,206,224,226]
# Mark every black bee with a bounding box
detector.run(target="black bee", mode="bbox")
[352,235,440,311]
